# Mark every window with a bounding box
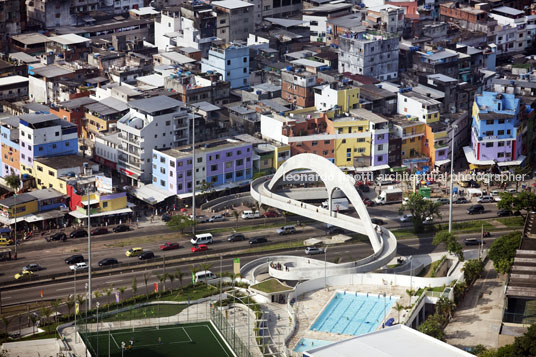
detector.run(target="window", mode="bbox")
[160,179,165,186]
[37,166,43,172]
[227,60,231,65]
[486,120,494,125]
[48,170,55,177]
[312,141,318,146]
[324,140,330,144]
[377,155,383,162]
[498,152,504,158]
[197,157,202,163]
[38,146,43,151]
[342,139,346,144]
[236,170,243,178]
[378,144,383,151]
[225,173,233,180]
[170,161,175,167]
[65,142,69,147]
[507,130,511,135]
[358,138,365,142]
[377,134,385,140]
[237,159,243,166]
[166,121,171,126]
[243,57,247,63]
[153,164,156,169]
[216,154,220,159]
[187,170,192,176]
[225,161,232,169]
[226,152,232,157]
[187,159,192,165]
[178,184,183,190]
[498,142,505,147]
[160,157,165,163]
[358,148,365,153]
[102,202,108,208]
[52,144,57,149]
[498,119,505,124]
[55,131,59,136]
[160,168,166,174]
[323,150,329,155]
[498,130,504,135]
[211,164,218,171]
[485,142,493,147]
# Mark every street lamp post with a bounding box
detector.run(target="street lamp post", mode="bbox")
[448,124,458,233]
[86,185,93,310]
[191,114,196,234]
[324,247,328,289]
[96,302,100,355]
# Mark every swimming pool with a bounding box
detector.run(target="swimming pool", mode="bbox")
[293,338,333,353]
[310,292,397,336]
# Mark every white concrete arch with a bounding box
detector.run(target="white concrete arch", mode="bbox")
[267,153,381,252]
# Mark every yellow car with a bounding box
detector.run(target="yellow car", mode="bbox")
[0,238,12,246]
[14,270,33,280]
[126,247,143,257]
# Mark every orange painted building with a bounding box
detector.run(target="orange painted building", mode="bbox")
[49,97,96,137]
[1,144,20,175]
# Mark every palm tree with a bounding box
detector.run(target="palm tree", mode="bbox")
[143,272,150,299]
[117,287,126,307]
[189,265,199,285]
[1,315,12,336]
[5,175,20,259]
[66,295,75,318]
[200,263,213,286]
[131,277,138,296]
[51,299,61,324]
[232,209,239,229]
[40,307,52,334]
[157,274,167,295]
[105,285,114,310]
[436,296,456,319]
[168,273,175,291]
[76,294,86,316]
[394,302,404,324]
[175,270,184,292]
[28,313,38,334]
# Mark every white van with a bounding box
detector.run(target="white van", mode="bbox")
[194,270,218,284]
[190,233,214,245]
[241,210,260,219]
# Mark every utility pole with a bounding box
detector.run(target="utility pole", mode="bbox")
[87,185,92,310]
[191,114,196,235]
[448,124,458,233]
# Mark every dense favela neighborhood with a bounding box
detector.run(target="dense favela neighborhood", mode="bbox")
[0,0,535,356]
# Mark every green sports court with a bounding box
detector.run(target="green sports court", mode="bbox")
[81,322,235,357]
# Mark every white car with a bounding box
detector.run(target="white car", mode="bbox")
[400,214,413,222]
[423,216,434,225]
[70,262,89,271]
[402,197,409,206]
[208,215,225,222]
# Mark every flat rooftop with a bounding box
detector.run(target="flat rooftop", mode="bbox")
[212,0,254,9]
[48,34,90,45]
[128,95,184,113]
[35,155,97,170]
[0,76,29,86]
[11,33,49,45]
[159,139,250,159]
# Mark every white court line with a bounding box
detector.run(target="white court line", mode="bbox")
[111,333,120,349]
[56,287,74,292]
[181,326,192,343]
[204,325,231,357]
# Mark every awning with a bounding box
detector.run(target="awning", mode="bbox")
[69,207,133,219]
[390,166,407,172]
[0,216,16,225]
[23,210,66,223]
[463,146,495,166]
[177,180,251,199]
[354,164,390,172]
[497,155,526,167]
[434,159,451,166]
[81,199,99,205]
[130,184,175,205]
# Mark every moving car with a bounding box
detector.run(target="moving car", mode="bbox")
[191,244,208,253]
[241,210,260,219]
[91,228,109,236]
[65,255,84,265]
[326,225,344,235]
[371,218,385,225]
[399,214,413,222]
[277,226,296,235]
[467,204,484,214]
[125,247,143,257]
[249,237,268,245]
[478,196,495,203]
[0,238,12,246]
[193,215,209,223]
[423,216,434,225]
[227,233,246,242]
[454,197,468,204]
[160,242,180,251]
[113,225,129,233]
[23,264,42,272]
[497,209,512,217]
[70,262,89,271]
[436,198,450,205]
[98,258,118,267]
[464,238,485,246]
[305,247,324,255]
[209,215,225,222]
[14,270,33,280]
[190,233,213,245]
[264,210,279,218]
[47,232,66,242]
[363,198,375,207]
[70,229,88,238]
[139,251,155,260]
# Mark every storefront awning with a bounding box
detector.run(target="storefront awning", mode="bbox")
[463,146,494,166]
[353,164,390,172]
[23,210,66,223]
[497,155,526,167]
[81,199,99,205]
[69,207,133,219]
[130,184,175,205]
[434,159,451,166]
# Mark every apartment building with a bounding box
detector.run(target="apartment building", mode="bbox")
[0,117,21,177]
[116,95,190,185]
[281,67,317,108]
[313,81,360,113]
[302,3,353,43]
[391,117,428,169]
[26,0,100,29]
[0,0,21,35]
[152,138,253,196]
[365,5,405,34]
[338,31,400,81]
[397,90,441,124]
[0,76,29,101]
[213,0,254,43]
[164,72,230,106]
[201,44,249,89]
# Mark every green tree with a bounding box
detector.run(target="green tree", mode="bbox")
[394,302,404,324]
[40,307,52,334]
[488,231,522,274]
[76,295,85,315]
[93,290,102,305]
[433,231,464,261]
[462,259,485,285]
[168,273,175,291]
[175,270,184,292]
[66,295,75,317]
[497,192,517,212]
[117,286,126,306]
[435,296,456,319]
[28,313,38,334]
[143,272,150,298]
[232,209,239,229]
[497,191,536,216]
[481,323,536,357]
[157,273,167,295]
[399,193,442,233]
[131,277,138,296]
[104,285,114,310]
[198,180,214,204]
[166,215,195,234]
[417,313,446,341]
[51,299,61,324]
[200,263,213,286]
[189,265,199,285]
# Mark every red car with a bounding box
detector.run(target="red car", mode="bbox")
[264,210,279,218]
[363,198,375,207]
[160,242,180,251]
[91,228,109,236]
[191,244,208,253]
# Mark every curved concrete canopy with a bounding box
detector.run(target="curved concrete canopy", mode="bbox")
[267,153,381,252]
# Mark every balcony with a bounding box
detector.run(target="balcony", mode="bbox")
[118,133,141,146]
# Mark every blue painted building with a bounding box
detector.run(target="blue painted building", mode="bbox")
[201,44,249,89]
[152,138,253,196]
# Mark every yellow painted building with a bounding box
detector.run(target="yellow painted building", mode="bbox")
[331,117,370,167]
[273,144,291,170]
[0,193,38,218]
[398,120,426,159]
[315,84,360,113]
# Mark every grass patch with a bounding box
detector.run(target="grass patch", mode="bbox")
[202,221,289,235]
[106,233,179,248]
[101,304,187,322]
[393,220,496,239]
[154,284,219,302]
[250,278,293,293]
[497,216,525,227]
[418,255,446,278]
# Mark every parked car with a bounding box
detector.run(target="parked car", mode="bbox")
[363,198,375,207]
[47,232,66,242]
[65,255,84,265]
[227,233,246,242]
[209,215,225,222]
[113,225,130,233]
[162,214,172,222]
[14,270,33,280]
[263,210,279,218]
[98,258,118,267]
[249,237,268,245]
[326,225,344,235]
[305,247,324,255]
[399,214,413,222]
[160,242,180,251]
[464,238,485,246]
[193,215,209,223]
[191,244,208,253]
[125,247,143,257]
[423,216,434,225]
[139,251,155,260]
[507,188,517,194]
[371,218,385,225]
[436,198,450,205]
[478,196,495,203]
[497,209,512,217]
[277,226,296,235]
[70,229,88,238]
[469,180,480,188]
[454,197,469,204]
[70,262,89,271]
[23,264,42,272]
[467,204,484,214]
[91,228,109,236]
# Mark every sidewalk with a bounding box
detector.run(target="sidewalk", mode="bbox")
[444,259,506,349]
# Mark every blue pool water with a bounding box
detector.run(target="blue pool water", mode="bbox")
[293,338,333,353]
[310,292,397,336]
